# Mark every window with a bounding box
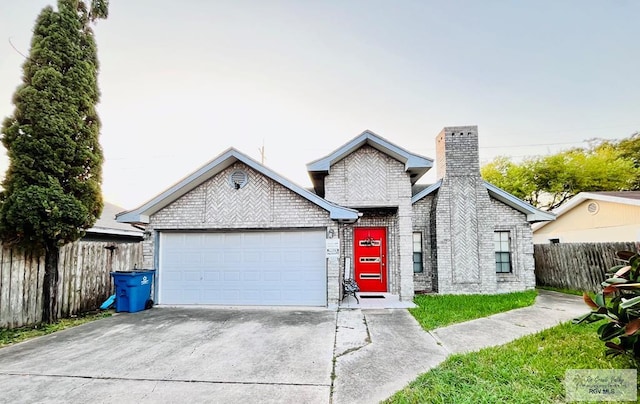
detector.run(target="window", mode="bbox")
[413,232,423,273]
[494,231,512,273]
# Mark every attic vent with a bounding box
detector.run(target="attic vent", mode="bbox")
[587,202,599,215]
[229,170,248,189]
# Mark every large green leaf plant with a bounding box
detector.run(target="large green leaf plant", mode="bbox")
[573,250,640,367]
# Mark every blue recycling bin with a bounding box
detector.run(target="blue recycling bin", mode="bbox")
[110,270,155,313]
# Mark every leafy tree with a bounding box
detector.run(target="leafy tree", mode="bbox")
[480,156,537,202]
[481,135,640,211]
[607,131,640,189]
[607,132,640,169]
[0,0,108,323]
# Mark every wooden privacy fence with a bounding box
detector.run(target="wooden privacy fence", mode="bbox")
[534,242,639,293]
[0,240,143,329]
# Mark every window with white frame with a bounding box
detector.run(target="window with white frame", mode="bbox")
[494,231,512,273]
[413,232,423,273]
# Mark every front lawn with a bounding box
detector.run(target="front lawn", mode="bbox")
[385,321,637,404]
[410,289,537,331]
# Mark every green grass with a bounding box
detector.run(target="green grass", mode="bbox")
[410,290,537,331]
[0,310,113,348]
[385,321,638,404]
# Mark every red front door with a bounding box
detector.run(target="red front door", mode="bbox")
[354,227,387,292]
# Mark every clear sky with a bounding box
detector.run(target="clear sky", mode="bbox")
[0,1,638,210]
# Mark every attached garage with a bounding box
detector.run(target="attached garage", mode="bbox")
[158,230,327,306]
[116,148,359,307]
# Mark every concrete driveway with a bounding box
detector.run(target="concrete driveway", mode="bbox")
[0,307,337,404]
[0,291,584,404]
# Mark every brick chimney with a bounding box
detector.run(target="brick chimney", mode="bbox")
[436,126,480,180]
[433,125,496,294]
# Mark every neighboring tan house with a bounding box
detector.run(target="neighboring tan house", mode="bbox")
[532,191,640,244]
[117,126,553,307]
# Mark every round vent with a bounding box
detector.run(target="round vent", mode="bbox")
[587,201,599,215]
[229,170,248,189]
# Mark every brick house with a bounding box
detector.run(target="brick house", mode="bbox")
[117,125,553,307]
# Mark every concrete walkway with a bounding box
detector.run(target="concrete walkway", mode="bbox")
[331,290,588,404]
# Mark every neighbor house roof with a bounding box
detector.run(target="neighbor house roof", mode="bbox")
[88,202,144,239]
[411,180,555,223]
[532,191,640,231]
[116,148,360,224]
[306,130,433,196]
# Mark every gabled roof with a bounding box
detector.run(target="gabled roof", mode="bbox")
[89,202,144,238]
[306,130,433,196]
[117,148,360,224]
[532,191,640,231]
[411,180,555,223]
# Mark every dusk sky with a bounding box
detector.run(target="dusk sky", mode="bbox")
[1,1,638,210]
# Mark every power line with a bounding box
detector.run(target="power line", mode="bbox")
[480,141,586,149]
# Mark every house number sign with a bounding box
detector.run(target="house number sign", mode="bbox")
[326,239,340,259]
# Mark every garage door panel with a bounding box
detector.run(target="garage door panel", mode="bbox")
[281,231,311,245]
[282,271,302,281]
[222,233,242,247]
[242,271,260,281]
[164,288,200,303]
[160,231,326,306]
[182,271,200,282]
[263,290,282,300]
[304,270,326,281]
[239,297,261,305]
[203,233,224,243]
[203,251,223,265]
[243,232,265,246]
[221,290,240,301]
[203,271,220,282]
[263,272,281,281]
[162,270,183,282]
[223,271,241,281]
[225,251,242,263]
[263,251,281,262]
[283,251,303,262]
[243,251,261,263]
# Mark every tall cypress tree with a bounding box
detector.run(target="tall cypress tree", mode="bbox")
[0,0,108,323]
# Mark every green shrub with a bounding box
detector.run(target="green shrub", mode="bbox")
[573,250,640,367]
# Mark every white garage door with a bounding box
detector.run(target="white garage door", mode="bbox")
[159,231,327,306]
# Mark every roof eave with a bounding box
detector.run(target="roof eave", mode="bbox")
[411,180,443,204]
[87,227,144,238]
[117,148,359,225]
[116,212,149,225]
[533,191,640,231]
[483,182,555,223]
[307,130,433,180]
[116,148,240,224]
[329,211,360,222]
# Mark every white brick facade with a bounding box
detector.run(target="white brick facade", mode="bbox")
[122,127,542,307]
[322,146,416,301]
[145,162,342,305]
[424,126,535,294]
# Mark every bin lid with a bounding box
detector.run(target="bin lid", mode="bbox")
[110,269,155,275]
